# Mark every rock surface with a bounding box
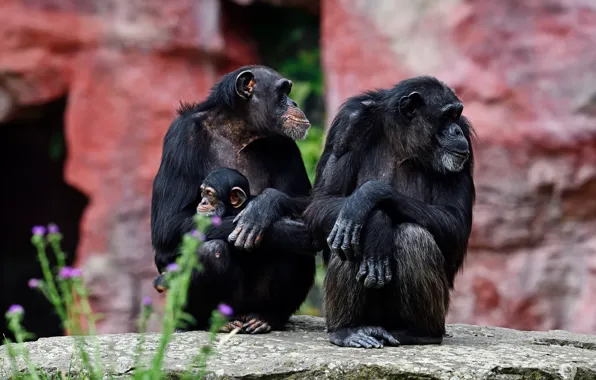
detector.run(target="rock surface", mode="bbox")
[322,0,596,333]
[2,316,596,379]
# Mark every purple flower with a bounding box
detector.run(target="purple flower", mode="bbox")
[28,279,39,288]
[48,223,60,234]
[191,229,206,241]
[217,303,233,317]
[59,267,73,279]
[32,226,46,236]
[70,268,82,278]
[211,216,222,227]
[166,263,179,272]
[142,296,152,307]
[59,266,81,279]
[7,305,24,315]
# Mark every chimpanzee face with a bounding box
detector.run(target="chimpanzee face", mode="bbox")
[197,184,225,217]
[235,67,311,140]
[392,80,472,174]
[197,169,249,217]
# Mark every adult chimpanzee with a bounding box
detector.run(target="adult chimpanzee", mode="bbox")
[304,76,475,348]
[151,66,316,333]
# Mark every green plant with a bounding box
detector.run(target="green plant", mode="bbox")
[296,126,324,184]
[2,216,234,379]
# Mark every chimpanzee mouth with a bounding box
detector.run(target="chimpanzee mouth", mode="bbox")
[283,107,311,129]
[447,150,468,159]
[197,209,215,217]
[286,115,311,129]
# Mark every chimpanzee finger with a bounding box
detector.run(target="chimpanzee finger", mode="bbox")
[363,260,378,288]
[359,335,383,348]
[251,322,272,334]
[243,228,260,251]
[383,257,392,284]
[356,260,368,283]
[232,209,245,224]
[340,222,355,261]
[328,224,346,260]
[242,318,257,330]
[219,320,243,333]
[233,222,255,249]
[367,327,399,346]
[254,232,264,247]
[228,223,244,243]
[349,336,374,349]
[326,224,338,250]
[351,224,362,259]
[373,261,385,289]
[346,339,369,348]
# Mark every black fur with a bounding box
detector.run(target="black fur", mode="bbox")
[304,76,475,348]
[151,65,316,332]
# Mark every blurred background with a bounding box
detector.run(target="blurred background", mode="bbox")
[2,0,596,341]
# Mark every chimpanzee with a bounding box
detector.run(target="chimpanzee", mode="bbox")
[153,168,313,298]
[151,66,316,333]
[304,76,475,348]
[196,167,252,218]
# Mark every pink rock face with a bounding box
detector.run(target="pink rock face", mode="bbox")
[0,0,255,333]
[322,0,596,333]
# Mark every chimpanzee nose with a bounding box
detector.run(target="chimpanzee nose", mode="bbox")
[448,123,463,137]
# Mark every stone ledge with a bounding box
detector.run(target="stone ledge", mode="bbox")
[2,316,596,379]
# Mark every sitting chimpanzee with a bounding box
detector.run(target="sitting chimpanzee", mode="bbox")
[153,168,313,307]
[305,76,475,348]
[151,66,316,333]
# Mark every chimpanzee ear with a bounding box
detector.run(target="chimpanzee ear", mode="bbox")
[398,91,424,119]
[235,70,255,100]
[230,187,248,208]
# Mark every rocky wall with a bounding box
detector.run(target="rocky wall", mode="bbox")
[0,0,256,333]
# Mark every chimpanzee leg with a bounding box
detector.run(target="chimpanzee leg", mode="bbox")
[234,253,315,334]
[325,210,399,348]
[389,223,449,344]
[178,239,241,331]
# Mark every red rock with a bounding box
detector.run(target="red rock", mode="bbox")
[0,0,256,333]
[322,0,596,333]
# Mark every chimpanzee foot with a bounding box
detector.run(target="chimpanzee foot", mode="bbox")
[241,316,272,334]
[329,326,399,348]
[219,320,244,333]
[153,274,168,293]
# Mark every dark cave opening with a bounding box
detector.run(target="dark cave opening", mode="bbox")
[0,97,89,342]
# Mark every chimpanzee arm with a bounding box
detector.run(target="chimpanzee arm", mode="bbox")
[206,217,315,256]
[228,141,313,250]
[303,145,364,261]
[336,177,474,272]
[151,115,207,271]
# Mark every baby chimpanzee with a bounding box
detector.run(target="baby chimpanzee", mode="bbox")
[196,167,252,218]
[153,167,313,333]
[153,168,251,293]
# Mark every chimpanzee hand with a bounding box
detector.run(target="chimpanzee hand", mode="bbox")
[228,189,283,251]
[327,189,376,261]
[356,256,393,289]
